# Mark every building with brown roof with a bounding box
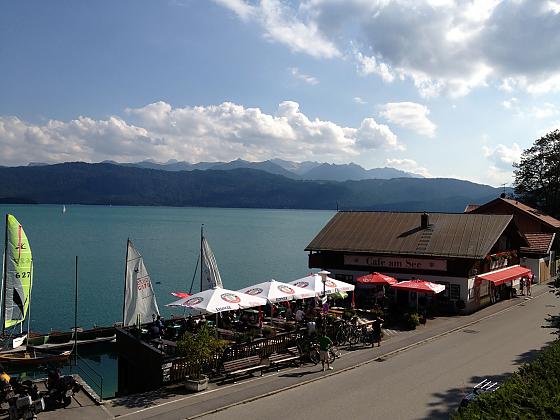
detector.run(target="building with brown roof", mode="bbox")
[466,195,559,284]
[306,211,529,314]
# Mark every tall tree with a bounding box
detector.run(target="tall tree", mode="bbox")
[514,129,560,218]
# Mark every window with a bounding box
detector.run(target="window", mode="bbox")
[335,274,353,282]
[435,281,450,298]
[450,284,460,300]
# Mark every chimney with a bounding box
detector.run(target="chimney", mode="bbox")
[421,212,429,229]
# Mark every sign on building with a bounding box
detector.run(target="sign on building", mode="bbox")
[344,255,447,271]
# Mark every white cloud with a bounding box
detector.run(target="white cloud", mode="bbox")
[353,97,366,105]
[379,102,437,137]
[385,158,431,177]
[355,52,394,82]
[502,97,518,110]
[212,0,255,21]
[482,143,522,171]
[481,142,520,186]
[355,118,403,151]
[530,103,559,119]
[217,0,340,58]
[215,0,560,97]
[289,67,319,85]
[0,101,402,166]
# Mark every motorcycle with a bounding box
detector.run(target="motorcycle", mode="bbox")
[44,369,81,409]
[6,378,44,420]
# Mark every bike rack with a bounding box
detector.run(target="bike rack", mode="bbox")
[473,378,500,392]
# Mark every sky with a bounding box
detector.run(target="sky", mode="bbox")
[1,0,560,186]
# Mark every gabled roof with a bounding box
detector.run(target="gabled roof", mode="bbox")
[306,212,516,260]
[471,197,560,229]
[464,204,480,213]
[520,233,556,255]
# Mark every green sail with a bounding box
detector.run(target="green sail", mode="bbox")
[3,214,33,329]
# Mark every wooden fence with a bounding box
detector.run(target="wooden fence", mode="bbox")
[164,330,304,384]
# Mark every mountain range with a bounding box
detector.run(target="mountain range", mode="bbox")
[0,162,506,212]
[103,158,423,181]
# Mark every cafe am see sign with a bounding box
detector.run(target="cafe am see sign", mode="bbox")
[344,255,447,272]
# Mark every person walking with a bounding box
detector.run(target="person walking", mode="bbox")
[372,316,384,347]
[318,333,333,371]
[527,274,533,296]
[519,277,525,296]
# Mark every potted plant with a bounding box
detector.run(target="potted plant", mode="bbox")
[176,325,225,392]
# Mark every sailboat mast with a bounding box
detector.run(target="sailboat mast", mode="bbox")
[200,224,204,293]
[2,214,8,337]
[26,261,33,340]
[122,239,130,325]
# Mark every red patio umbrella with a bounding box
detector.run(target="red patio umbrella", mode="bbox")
[171,292,191,299]
[356,272,398,285]
[391,280,445,294]
[391,279,446,311]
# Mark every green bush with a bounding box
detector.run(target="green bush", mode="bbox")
[454,339,560,419]
[176,325,226,379]
[403,313,420,330]
[262,326,274,338]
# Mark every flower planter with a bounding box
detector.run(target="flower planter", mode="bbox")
[184,375,209,392]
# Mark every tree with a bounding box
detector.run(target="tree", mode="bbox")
[513,129,560,219]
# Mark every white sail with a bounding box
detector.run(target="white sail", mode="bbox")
[123,240,159,326]
[200,237,223,291]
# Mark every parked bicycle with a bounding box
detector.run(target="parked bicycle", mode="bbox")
[296,336,337,365]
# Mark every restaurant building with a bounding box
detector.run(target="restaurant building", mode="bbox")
[466,196,559,284]
[306,211,529,314]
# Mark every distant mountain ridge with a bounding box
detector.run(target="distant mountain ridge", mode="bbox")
[110,158,422,181]
[0,162,503,212]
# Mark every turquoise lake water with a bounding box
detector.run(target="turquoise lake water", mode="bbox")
[0,205,334,332]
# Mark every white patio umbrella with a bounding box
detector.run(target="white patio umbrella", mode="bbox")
[238,279,316,325]
[288,273,355,296]
[166,287,267,314]
[238,279,316,303]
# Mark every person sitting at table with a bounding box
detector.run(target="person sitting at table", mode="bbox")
[285,304,293,321]
[186,315,196,332]
[295,307,305,323]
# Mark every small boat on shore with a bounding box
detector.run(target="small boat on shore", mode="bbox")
[0,348,72,366]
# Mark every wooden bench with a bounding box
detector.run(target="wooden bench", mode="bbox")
[268,346,301,371]
[221,355,264,383]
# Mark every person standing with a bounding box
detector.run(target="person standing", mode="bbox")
[372,316,384,347]
[527,274,533,296]
[318,334,333,371]
[519,277,525,296]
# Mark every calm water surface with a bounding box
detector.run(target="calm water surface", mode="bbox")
[0,205,334,332]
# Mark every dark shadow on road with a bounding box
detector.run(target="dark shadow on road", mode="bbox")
[279,369,317,378]
[109,386,187,409]
[512,340,554,366]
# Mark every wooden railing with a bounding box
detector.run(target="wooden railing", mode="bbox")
[163,330,304,384]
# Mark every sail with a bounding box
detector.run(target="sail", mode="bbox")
[3,214,33,329]
[200,237,223,291]
[123,240,159,326]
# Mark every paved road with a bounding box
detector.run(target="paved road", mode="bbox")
[197,292,558,420]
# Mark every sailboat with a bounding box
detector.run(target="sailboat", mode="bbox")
[122,239,160,327]
[62,205,66,214]
[0,214,71,365]
[172,225,223,298]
